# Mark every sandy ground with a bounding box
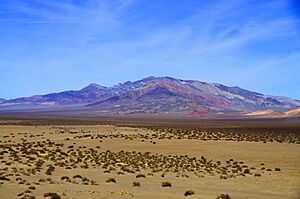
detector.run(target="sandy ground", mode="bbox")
[0,124,299,199]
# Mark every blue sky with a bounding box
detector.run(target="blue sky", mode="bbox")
[0,0,300,100]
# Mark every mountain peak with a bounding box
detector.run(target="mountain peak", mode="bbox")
[81,83,106,91]
[139,76,179,83]
[141,76,157,81]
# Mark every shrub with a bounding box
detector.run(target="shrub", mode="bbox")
[73,175,82,179]
[45,168,53,175]
[28,186,36,190]
[216,193,231,199]
[184,190,195,196]
[20,194,35,199]
[121,166,135,174]
[0,176,10,181]
[136,174,146,178]
[43,192,61,199]
[17,192,24,196]
[106,178,116,183]
[133,181,141,187]
[49,193,58,198]
[60,176,70,180]
[162,181,172,187]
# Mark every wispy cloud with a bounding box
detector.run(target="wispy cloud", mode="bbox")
[0,0,299,99]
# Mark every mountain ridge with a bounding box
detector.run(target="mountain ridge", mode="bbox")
[1,76,299,116]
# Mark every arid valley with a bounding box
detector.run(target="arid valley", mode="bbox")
[0,118,299,199]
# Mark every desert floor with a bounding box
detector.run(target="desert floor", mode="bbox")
[0,123,299,199]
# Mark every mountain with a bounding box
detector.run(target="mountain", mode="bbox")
[0,76,299,115]
[88,77,234,114]
[86,77,300,114]
[1,83,112,107]
[0,98,6,103]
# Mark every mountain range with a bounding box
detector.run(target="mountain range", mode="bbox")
[1,76,299,117]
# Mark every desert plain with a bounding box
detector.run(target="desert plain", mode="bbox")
[0,118,299,199]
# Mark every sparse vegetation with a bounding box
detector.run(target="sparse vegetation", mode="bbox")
[20,194,35,199]
[184,190,195,196]
[0,176,10,181]
[45,165,55,175]
[136,174,146,178]
[44,192,62,199]
[0,122,297,199]
[73,175,82,179]
[106,178,116,183]
[216,193,231,199]
[162,181,172,187]
[133,181,141,187]
[28,186,36,190]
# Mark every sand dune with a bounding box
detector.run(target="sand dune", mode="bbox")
[245,110,286,117]
[245,107,300,118]
[285,107,300,117]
